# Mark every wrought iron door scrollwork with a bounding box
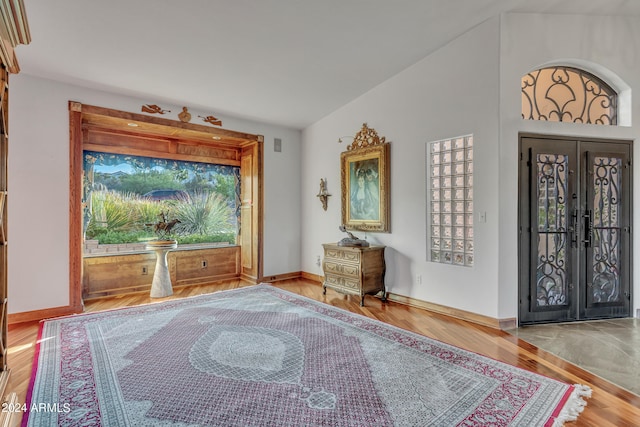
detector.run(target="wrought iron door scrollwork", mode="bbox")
[590,156,622,303]
[535,153,568,307]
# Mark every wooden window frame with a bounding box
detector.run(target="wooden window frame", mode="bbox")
[68,102,264,310]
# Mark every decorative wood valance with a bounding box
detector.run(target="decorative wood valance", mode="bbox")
[72,102,262,167]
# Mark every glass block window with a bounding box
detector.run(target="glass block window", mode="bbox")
[427,135,473,266]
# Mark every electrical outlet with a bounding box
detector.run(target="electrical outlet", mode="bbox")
[316,255,321,267]
[416,274,422,285]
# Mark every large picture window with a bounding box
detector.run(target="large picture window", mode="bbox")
[83,151,240,248]
[69,102,264,309]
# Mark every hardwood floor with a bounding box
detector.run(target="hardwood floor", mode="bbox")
[6,278,640,426]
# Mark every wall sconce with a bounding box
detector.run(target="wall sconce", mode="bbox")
[316,178,331,211]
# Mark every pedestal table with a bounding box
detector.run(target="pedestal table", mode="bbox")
[146,240,177,298]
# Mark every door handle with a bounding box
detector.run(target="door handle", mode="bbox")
[569,209,579,248]
[582,209,593,247]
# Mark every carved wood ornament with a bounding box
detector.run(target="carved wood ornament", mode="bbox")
[142,104,222,126]
[141,104,171,114]
[178,106,192,123]
[199,115,223,126]
[346,123,387,151]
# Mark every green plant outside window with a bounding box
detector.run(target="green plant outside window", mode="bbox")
[83,151,240,246]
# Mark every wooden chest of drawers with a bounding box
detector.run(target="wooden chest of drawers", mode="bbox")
[322,243,386,306]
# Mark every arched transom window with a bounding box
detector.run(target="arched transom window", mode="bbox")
[522,66,617,125]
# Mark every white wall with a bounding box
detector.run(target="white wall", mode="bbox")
[8,74,302,314]
[11,12,640,322]
[302,17,503,318]
[499,13,640,319]
[303,12,640,322]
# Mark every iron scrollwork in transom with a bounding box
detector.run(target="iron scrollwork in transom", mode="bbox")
[522,66,617,125]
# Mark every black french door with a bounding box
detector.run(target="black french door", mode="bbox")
[518,135,632,325]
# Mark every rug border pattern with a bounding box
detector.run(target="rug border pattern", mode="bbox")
[23,284,585,426]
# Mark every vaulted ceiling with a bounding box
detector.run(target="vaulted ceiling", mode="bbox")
[17,0,640,129]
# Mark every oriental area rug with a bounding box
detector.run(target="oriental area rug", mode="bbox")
[24,285,590,426]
